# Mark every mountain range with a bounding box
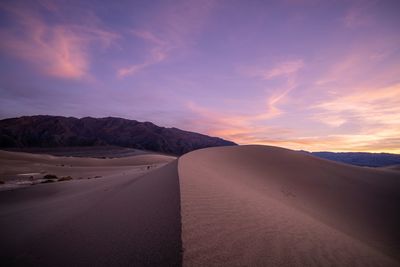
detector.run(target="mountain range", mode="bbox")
[0,115,236,155]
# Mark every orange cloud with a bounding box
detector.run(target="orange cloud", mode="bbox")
[306,83,400,152]
[250,135,400,154]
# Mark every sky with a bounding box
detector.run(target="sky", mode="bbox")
[0,0,400,153]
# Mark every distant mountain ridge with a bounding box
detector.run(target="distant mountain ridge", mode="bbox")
[310,151,400,167]
[0,115,236,155]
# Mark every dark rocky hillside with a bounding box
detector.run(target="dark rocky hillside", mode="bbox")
[0,115,236,155]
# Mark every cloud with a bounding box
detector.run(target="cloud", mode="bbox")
[117,0,217,78]
[218,47,400,152]
[0,2,118,79]
[314,83,400,126]
[315,54,359,86]
[313,34,400,90]
[240,59,304,81]
[117,30,169,77]
[185,86,293,144]
[300,35,400,152]
[205,59,303,144]
[342,3,375,29]
[308,83,400,152]
[261,59,304,80]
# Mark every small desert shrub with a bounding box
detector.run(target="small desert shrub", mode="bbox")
[41,179,55,184]
[43,174,58,179]
[58,176,73,182]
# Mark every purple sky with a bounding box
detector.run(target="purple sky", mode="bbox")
[1,0,400,152]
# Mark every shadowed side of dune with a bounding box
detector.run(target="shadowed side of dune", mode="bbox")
[178,145,400,267]
[0,161,182,266]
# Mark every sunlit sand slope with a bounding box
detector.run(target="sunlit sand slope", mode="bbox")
[179,145,400,266]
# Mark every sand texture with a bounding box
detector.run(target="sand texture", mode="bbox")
[0,158,182,266]
[179,145,400,266]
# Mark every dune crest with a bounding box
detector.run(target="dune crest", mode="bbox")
[178,145,400,266]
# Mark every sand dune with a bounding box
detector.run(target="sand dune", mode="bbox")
[1,145,399,266]
[0,149,175,189]
[179,145,400,266]
[0,149,175,167]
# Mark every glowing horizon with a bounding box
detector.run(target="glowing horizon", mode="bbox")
[1,0,399,153]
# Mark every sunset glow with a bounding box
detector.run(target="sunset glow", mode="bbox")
[1,0,399,152]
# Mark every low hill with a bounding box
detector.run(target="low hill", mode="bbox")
[311,151,400,167]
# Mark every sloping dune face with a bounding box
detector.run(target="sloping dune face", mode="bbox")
[178,145,400,266]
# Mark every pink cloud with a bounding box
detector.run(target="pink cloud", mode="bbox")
[117,30,170,78]
[315,54,359,86]
[342,2,375,29]
[262,59,304,80]
[314,83,400,126]
[131,30,166,46]
[0,3,118,79]
[240,59,304,81]
[315,35,400,87]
